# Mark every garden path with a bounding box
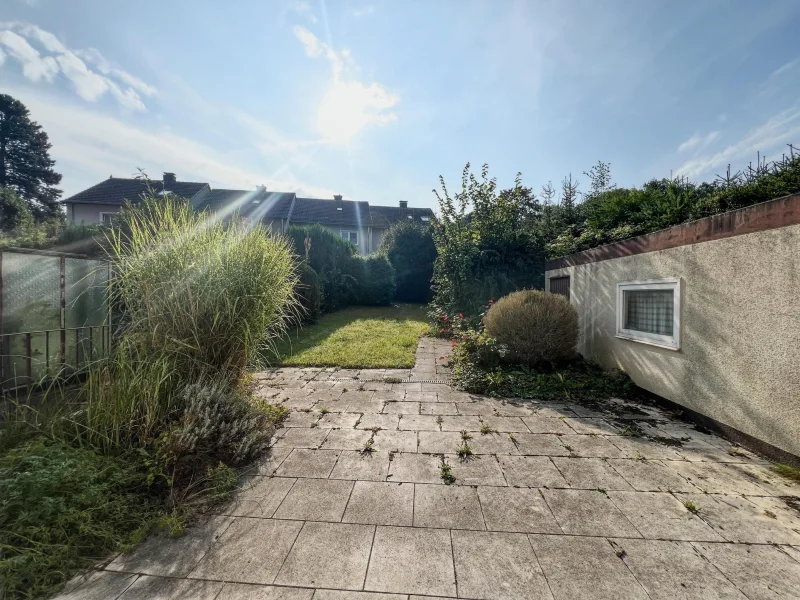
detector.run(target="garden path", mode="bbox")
[58,338,800,599]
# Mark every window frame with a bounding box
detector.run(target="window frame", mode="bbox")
[99,212,117,225]
[339,230,358,245]
[615,278,681,350]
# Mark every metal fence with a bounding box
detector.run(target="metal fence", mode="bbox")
[0,248,111,391]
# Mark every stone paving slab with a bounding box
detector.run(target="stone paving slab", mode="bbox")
[60,337,800,599]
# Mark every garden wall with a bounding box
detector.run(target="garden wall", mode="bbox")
[545,193,800,458]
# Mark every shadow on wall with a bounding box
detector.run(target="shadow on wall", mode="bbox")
[568,226,800,457]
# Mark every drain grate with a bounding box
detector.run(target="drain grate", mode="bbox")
[326,377,451,384]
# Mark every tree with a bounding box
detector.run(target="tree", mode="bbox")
[0,94,63,221]
[0,187,34,231]
[431,163,545,317]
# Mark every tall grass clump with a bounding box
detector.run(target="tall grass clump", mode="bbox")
[83,195,298,449]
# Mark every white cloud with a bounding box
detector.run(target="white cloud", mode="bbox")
[75,47,157,96]
[675,108,800,179]
[0,21,154,110]
[0,30,59,81]
[771,58,799,78]
[56,51,110,101]
[292,26,399,144]
[0,47,5,67]
[10,87,338,199]
[676,130,720,153]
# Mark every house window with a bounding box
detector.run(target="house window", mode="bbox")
[420,216,430,222]
[340,230,358,244]
[616,279,681,350]
[99,212,116,225]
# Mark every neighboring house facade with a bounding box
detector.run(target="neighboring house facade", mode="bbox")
[62,173,210,224]
[61,173,434,254]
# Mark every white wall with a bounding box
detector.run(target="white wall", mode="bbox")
[546,224,800,456]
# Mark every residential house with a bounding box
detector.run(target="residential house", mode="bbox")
[61,173,434,254]
[61,173,210,224]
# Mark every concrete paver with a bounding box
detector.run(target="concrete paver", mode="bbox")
[365,526,456,597]
[451,530,553,599]
[274,522,375,590]
[412,484,485,530]
[65,337,800,599]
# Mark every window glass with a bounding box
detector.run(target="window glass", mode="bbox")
[624,289,674,335]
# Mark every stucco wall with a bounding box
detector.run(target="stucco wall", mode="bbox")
[546,223,800,456]
[68,203,121,224]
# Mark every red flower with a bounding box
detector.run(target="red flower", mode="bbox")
[439,328,444,333]
[443,315,449,321]
[457,313,464,319]
[439,356,445,360]
[488,299,494,304]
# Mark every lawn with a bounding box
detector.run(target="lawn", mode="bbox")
[273,304,429,368]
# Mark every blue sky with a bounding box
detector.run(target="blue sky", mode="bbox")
[2,0,800,210]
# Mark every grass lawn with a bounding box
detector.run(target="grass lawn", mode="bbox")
[273,303,429,368]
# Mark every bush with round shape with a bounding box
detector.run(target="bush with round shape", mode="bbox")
[483,289,578,365]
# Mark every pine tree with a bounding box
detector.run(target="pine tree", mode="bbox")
[0,94,63,221]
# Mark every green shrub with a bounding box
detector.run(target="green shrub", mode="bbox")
[154,383,278,487]
[83,195,297,449]
[297,262,323,322]
[356,254,396,305]
[378,221,437,302]
[431,164,545,318]
[0,440,159,600]
[286,224,363,312]
[108,196,297,378]
[0,188,34,232]
[320,267,360,311]
[484,290,578,365]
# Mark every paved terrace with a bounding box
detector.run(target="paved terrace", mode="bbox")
[60,338,800,599]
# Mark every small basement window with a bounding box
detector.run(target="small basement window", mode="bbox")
[616,278,681,350]
[421,216,430,222]
[340,230,358,244]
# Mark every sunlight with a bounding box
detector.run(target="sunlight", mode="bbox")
[316,79,398,144]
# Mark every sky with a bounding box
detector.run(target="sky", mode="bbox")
[2,0,800,211]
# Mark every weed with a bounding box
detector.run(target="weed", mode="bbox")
[480,423,496,435]
[440,459,456,484]
[368,426,382,433]
[0,440,162,599]
[460,430,473,441]
[509,433,519,447]
[361,437,375,455]
[615,549,627,559]
[436,415,444,426]
[562,443,574,452]
[456,441,473,459]
[683,501,700,514]
[205,462,238,503]
[764,509,777,519]
[773,464,800,482]
[384,377,404,384]
[311,422,319,428]
[320,407,330,415]
[727,447,748,457]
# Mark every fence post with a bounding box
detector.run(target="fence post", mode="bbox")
[60,255,66,368]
